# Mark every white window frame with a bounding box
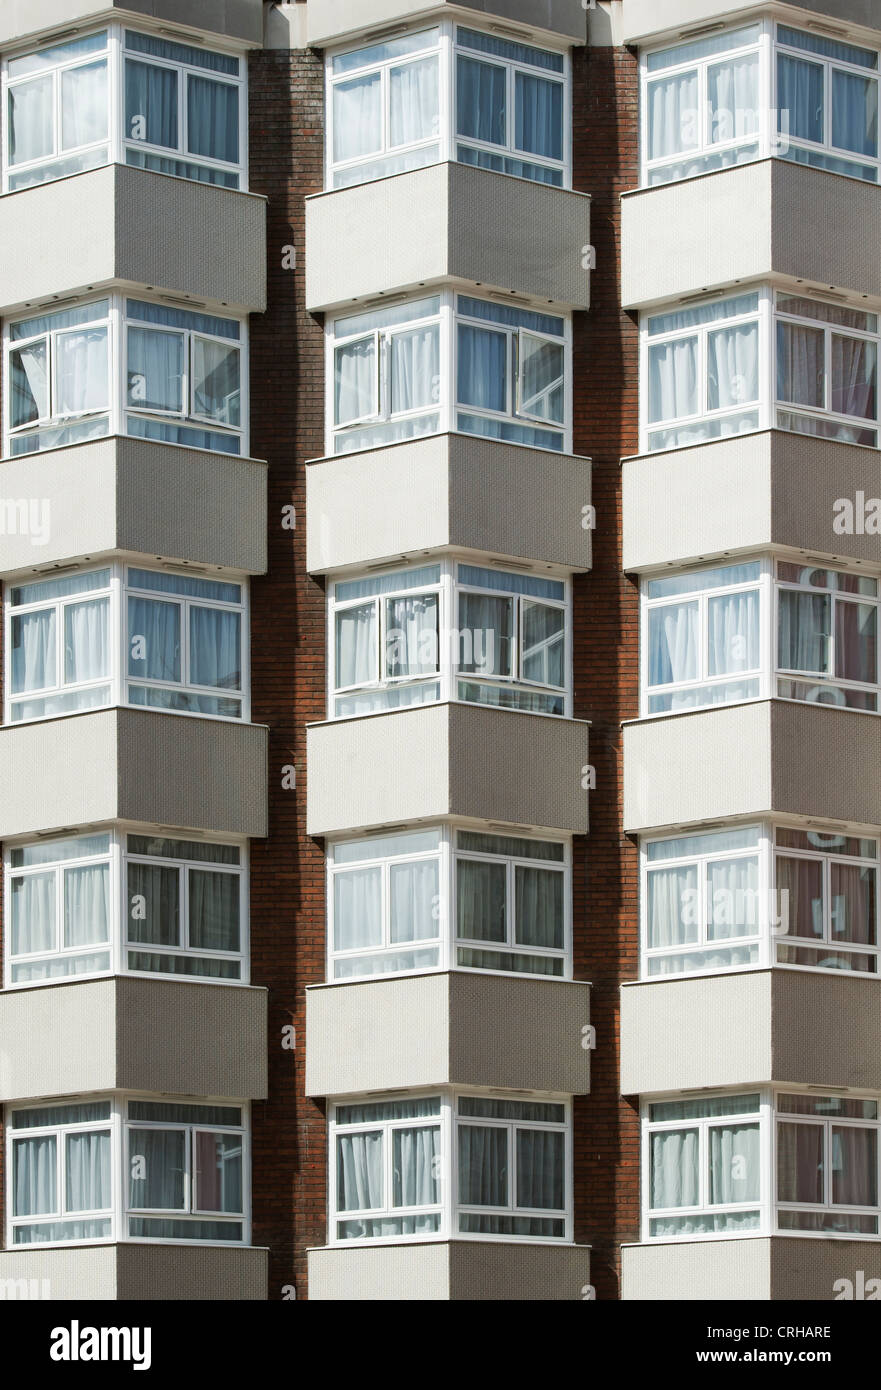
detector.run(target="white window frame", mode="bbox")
[4,296,113,456]
[776,1095,881,1236]
[125,1100,249,1242]
[326,556,573,720]
[326,823,572,983]
[329,1094,447,1243]
[774,559,881,709]
[4,564,115,723]
[324,18,571,192]
[7,1100,117,1250]
[773,826,879,973]
[329,1089,572,1247]
[774,293,880,448]
[639,18,881,188]
[4,560,250,727]
[1,21,248,195]
[4,824,249,988]
[6,1095,252,1249]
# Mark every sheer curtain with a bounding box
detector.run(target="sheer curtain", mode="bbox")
[187,75,238,163]
[8,76,53,165]
[334,866,382,952]
[389,860,438,943]
[390,326,439,415]
[56,329,109,417]
[707,856,759,939]
[336,602,376,688]
[833,1126,877,1206]
[708,55,759,144]
[335,339,376,426]
[128,597,182,683]
[64,599,109,685]
[830,863,876,944]
[516,1128,564,1210]
[708,1123,761,1202]
[457,859,506,942]
[832,335,876,421]
[832,70,878,157]
[776,856,823,938]
[648,865,697,949]
[515,865,563,949]
[651,1128,699,1212]
[12,609,55,694]
[64,863,110,948]
[61,61,109,149]
[515,72,563,160]
[648,337,699,423]
[190,869,240,952]
[129,1129,185,1209]
[11,341,49,428]
[386,595,438,678]
[14,1135,56,1215]
[457,56,506,145]
[333,73,381,163]
[125,59,178,148]
[708,323,759,410]
[777,1120,823,1204]
[778,591,829,674]
[647,70,698,161]
[393,1127,439,1210]
[777,55,824,144]
[127,862,180,946]
[66,1131,111,1212]
[190,607,241,690]
[836,599,876,683]
[389,58,438,148]
[458,325,507,414]
[777,322,825,408]
[127,327,184,413]
[708,590,760,676]
[458,593,512,676]
[458,1124,507,1205]
[649,601,698,687]
[11,872,55,955]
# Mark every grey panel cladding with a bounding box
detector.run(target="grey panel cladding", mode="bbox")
[308,1240,591,1300]
[621,0,881,45]
[116,1243,269,1300]
[770,1238,881,1301]
[768,700,881,827]
[448,1240,591,1300]
[306,0,588,45]
[0,0,264,47]
[448,972,590,1093]
[771,970,881,1092]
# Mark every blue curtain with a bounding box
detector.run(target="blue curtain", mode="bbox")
[777,55,824,144]
[187,75,238,164]
[128,596,181,682]
[457,56,506,144]
[458,325,506,411]
[125,59,178,148]
[515,72,562,160]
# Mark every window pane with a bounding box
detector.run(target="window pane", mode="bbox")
[833,1126,877,1207]
[56,328,109,416]
[458,592,513,676]
[648,337,698,423]
[708,1122,760,1204]
[832,69,878,157]
[11,872,55,955]
[336,602,376,688]
[831,335,876,421]
[64,598,109,684]
[190,607,241,691]
[707,590,759,676]
[830,862,876,946]
[390,56,438,147]
[128,327,185,412]
[651,1128,698,1208]
[458,1124,507,1206]
[777,320,825,408]
[457,55,506,145]
[778,54,824,144]
[14,1135,57,1216]
[129,1129,186,1210]
[337,1130,383,1210]
[125,59,178,149]
[457,859,507,942]
[777,855,824,939]
[128,862,180,946]
[522,602,564,687]
[11,340,48,428]
[778,590,830,674]
[12,609,55,694]
[519,334,564,424]
[333,73,382,163]
[390,859,438,943]
[458,324,507,413]
[390,324,439,415]
[708,54,759,144]
[385,594,439,678]
[647,70,698,160]
[66,1131,111,1212]
[195,1131,242,1213]
[648,601,699,686]
[190,869,240,952]
[706,855,759,940]
[61,60,108,150]
[514,72,562,160]
[778,1120,823,1203]
[192,338,240,426]
[335,337,377,425]
[517,1128,564,1210]
[707,322,759,411]
[334,866,382,952]
[515,865,563,950]
[648,865,698,948]
[187,75,238,164]
[392,1126,440,1207]
[128,596,181,683]
[836,600,876,684]
[65,863,110,948]
[8,76,53,165]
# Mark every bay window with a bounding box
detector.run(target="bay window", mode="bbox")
[5,563,248,726]
[328,291,570,456]
[640,821,879,980]
[328,559,571,718]
[327,826,569,983]
[641,21,880,188]
[5,829,248,987]
[326,22,569,192]
[2,26,245,193]
[643,559,881,717]
[4,295,246,458]
[330,1092,571,1243]
[776,295,878,447]
[9,1098,249,1246]
[644,1091,881,1242]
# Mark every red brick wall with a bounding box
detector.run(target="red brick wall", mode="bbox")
[571,41,641,1299]
[247,45,328,1300]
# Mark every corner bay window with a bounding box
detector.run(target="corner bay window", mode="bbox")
[10,1099,248,1246]
[328,827,569,981]
[641,823,877,979]
[329,560,569,719]
[642,21,880,188]
[6,296,246,458]
[331,1093,570,1242]
[6,830,247,986]
[645,1091,881,1240]
[327,23,568,191]
[6,564,247,724]
[643,559,880,716]
[3,26,245,193]
[329,292,569,456]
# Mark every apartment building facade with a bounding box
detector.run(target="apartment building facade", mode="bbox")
[0,0,877,1302]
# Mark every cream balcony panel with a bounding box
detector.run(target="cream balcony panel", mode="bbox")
[0,976,268,1102]
[306,0,587,47]
[622,160,881,311]
[622,1236,881,1301]
[305,971,591,1096]
[623,700,881,835]
[0,1244,268,1300]
[0,165,266,316]
[621,969,881,1095]
[622,430,881,573]
[0,708,268,839]
[306,702,591,836]
[0,0,263,48]
[307,434,592,574]
[0,437,266,579]
[308,1240,591,1300]
[306,162,591,312]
